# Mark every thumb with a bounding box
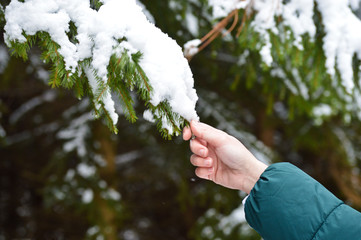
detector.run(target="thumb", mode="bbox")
[191,121,222,146]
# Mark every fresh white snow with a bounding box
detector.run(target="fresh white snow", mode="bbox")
[184,39,201,58]
[82,188,94,203]
[206,0,361,95]
[4,0,199,130]
[77,162,96,178]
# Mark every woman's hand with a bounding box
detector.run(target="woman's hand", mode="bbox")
[183,121,267,194]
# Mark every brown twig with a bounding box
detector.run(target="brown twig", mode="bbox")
[223,9,239,37]
[187,0,252,61]
[236,11,248,37]
[237,0,254,37]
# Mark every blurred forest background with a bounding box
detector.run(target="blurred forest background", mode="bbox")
[1,0,361,239]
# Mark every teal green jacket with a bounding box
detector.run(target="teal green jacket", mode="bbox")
[245,163,361,240]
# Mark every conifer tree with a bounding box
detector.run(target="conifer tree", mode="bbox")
[186,0,361,124]
[2,0,198,139]
[2,1,361,240]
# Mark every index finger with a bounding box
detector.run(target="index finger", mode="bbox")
[183,125,192,141]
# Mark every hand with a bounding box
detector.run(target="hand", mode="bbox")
[183,121,267,194]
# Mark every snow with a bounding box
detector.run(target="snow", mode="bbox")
[349,0,360,10]
[82,188,94,203]
[87,226,100,236]
[115,150,142,165]
[183,39,201,58]
[84,66,118,124]
[316,0,361,93]
[292,68,309,100]
[4,0,199,130]
[143,110,155,123]
[205,0,361,95]
[101,188,121,201]
[77,162,96,178]
[251,0,279,65]
[333,127,356,165]
[313,104,332,118]
[218,204,247,235]
[135,0,155,24]
[313,103,333,125]
[281,0,315,49]
[53,189,66,200]
[209,0,248,19]
[198,196,252,238]
[57,113,92,157]
[64,169,75,182]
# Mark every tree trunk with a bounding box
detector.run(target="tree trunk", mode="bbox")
[93,121,118,240]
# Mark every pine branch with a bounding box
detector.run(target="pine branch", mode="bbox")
[49,63,61,88]
[100,104,118,134]
[90,0,103,10]
[4,5,189,139]
[116,84,137,123]
[159,102,182,135]
[96,81,109,102]
[110,55,137,123]
[6,34,35,61]
[133,60,151,100]
[75,71,85,99]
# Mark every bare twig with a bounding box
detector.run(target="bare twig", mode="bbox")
[187,0,252,61]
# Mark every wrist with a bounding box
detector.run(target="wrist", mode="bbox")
[241,160,268,194]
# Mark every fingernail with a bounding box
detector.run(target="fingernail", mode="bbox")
[200,149,206,157]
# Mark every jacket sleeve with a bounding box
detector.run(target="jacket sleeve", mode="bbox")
[244,162,361,240]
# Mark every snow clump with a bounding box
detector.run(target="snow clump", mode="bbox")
[4,0,198,128]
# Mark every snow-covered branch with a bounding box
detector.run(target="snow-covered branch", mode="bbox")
[4,0,199,137]
[202,0,361,94]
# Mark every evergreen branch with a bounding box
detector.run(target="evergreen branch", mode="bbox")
[134,62,151,94]
[159,102,180,133]
[147,101,185,139]
[4,14,185,139]
[75,72,85,99]
[107,55,135,122]
[116,85,137,123]
[100,104,118,134]
[90,0,103,10]
[48,39,61,61]
[112,52,135,90]
[53,66,58,88]
[7,34,36,61]
[110,56,138,122]
[96,81,109,102]
[49,61,61,88]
